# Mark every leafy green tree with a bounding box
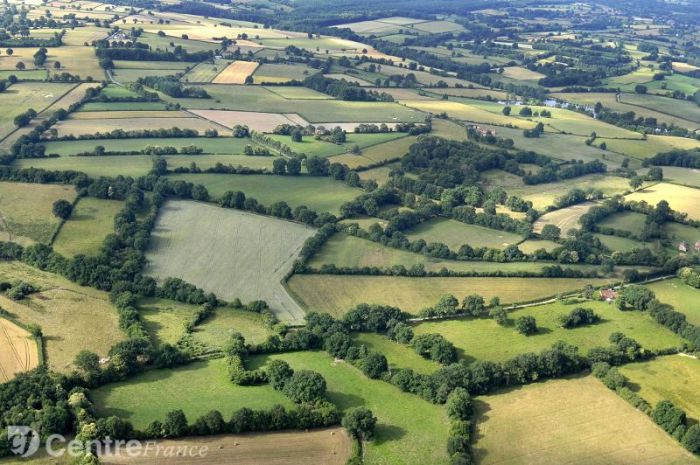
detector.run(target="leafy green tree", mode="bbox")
[446,387,472,421]
[462,294,486,316]
[489,306,508,326]
[540,224,561,241]
[682,424,700,454]
[284,370,326,403]
[342,407,377,441]
[359,352,388,379]
[163,410,188,437]
[652,400,686,434]
[515,316,537,335]
[52,199,73,219]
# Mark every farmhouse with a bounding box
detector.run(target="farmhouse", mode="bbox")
[600,288,618,302]
[467,124,496,137]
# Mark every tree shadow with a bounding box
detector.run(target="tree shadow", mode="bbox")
[326,391,364,410]
[373,424,406,445]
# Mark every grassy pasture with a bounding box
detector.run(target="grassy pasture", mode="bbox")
[644,74,700,95]
[145,201,315,323]
[101,429,352,465]
[353,333,438,374]
[415,300,683,362]
[501,66,546,81]
[404,218,523,250]
[253,63,316,83]
[0,261,124,372]
[626,183,700,220]
[517,239,561,253]
[619,93,700,125]
[15,155,276,179]
[264,86,332,99]
[619,356,700,421]
[194,307,274,348]
[483,172,630,210]
[594,233,649,252]
[52,197,123,257]
[646,278,700,326]
[473,376,698,465]
[287,275,615,317]
[0,70,47,80]
[533,202,597,234]
[42,136,253,155]
[92,358,293,429]
[329,135,417,169]
[157,85,426,123]
[0,181,76,245]
[251,351,451,465]
[599,135,700,159]
[166,173,361,214]
[662,166,700,188]
[597,211,648,234]
[430,119,467,141]
[0,82,75,140]
[268,132,403,158]
[402,100,535,127]
[138,298,200,346]
[212,60,259,84]
[78,101,169,111]
[190,109,305,132]
[0,317,40,383]
[181,61,231,83]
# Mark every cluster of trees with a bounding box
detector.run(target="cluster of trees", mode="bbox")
[13,108,36,128]
[647,149,700,169]
[522,160,606,185]
[49,127,201,142]
[559,307,600,328]
[76,145,204,157]
[0,280,36,300]
[85,84,159,103]
[411,333,458,364]
[138,76,209,98]
[445,388,474,464]
[302,74,394,101]
[678,267,700,289]
[96,43,212,63]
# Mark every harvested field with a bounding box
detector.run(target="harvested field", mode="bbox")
[287,275,615,317]
[501,66,546,81]
[42,136,253,155]
[473,376,698,465]
[626,183,700,220]
[145,201,315,323]
[0,318,40,383]
[533,201,597,234]
[0,261,124,372]
[68,110,188,119]
[181,61,231,83]
[212,60,260,84]
[619,355,700,421]
[190,109,307,132]
[52,197,124,257]
[101,429,352,465]
[0,181,76,245]
[414,300,683,362]
[166,173,361,214]
[52,117,225,137]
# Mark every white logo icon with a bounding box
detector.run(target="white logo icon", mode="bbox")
[7,426,40,457]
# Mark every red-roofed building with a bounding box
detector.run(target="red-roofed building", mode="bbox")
[600,289,617,302]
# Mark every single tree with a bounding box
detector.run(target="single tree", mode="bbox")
[342,407,377,442]
[52,199,73,219]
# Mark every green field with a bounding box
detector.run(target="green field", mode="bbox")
[0,182,76,245]
[404,218,523,250]
[0,82,75,139]
[414,300,683,362]
[267,132,404,158]
[662,166,700,188]
[353,333,439,374]
[517,239,561,253]
[92,358,293,429]
[253,63,317,83]
[145,201,315,323]
[626,183,700,221]
[593,233,649,252]
[618,355,700,421]
[597,211,648,235]
[250,351,450,465]
[473,376,697,465]
[138,298,201,346]
[194,306,275,348]
[646,278,700,326]
[533,202,596,235]
[52,197,123,257]
[15,154,276,178]
[166,173,361,214]
[288,275,616,317]
[42,137,255,156]
[0,261,124,372]
[330,135,417,169]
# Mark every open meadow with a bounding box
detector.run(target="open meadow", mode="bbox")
[145,201,315,323]
[0,261,124,372]
[287,275,616,317]
[404,218,523,250]
[251,351,451,465]
[166,173,361,214]
[52,197,124,257]
[645,278,700,325]
[473,376,698,465]
[414,300,684,362]
[533,202,597,234]
[0,182,76,245]
[626,183,700,220]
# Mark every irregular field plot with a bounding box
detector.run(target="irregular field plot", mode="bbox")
[251,351,450,465]
[212,60,260,84]
[193,307,274,349]
[138,298,200,346]
[166,173,361,215]
[267,132,404,158]
[662,166,700,188]
[101,428,351,465]
[92,358,293,429]
[597,211,648,234]
[0,318,40,383]
[353,333,438,374]
[14,154,275,178]
[414,300,683,362]
[533,201,597,234]
[0,261,124,372]
[626,183,700,220]
[287,275,615,317]
[252,63,316,83]
[404,218,523,250]
[42,136,253,155]
[0,82,75,139]
[190,109,305,132]
[329,136,417,169]
[52,197,124,257]
[0,182,76,245]
[52,117,224,137]
[473,376,698,465]
[145,201,315,323]
[645,278,700,326]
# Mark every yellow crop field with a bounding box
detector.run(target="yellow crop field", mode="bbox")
[212,60,260,84]
[0,318,40,383]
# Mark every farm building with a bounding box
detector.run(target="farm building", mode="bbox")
[600,288,618,302]
[679,241,689,253]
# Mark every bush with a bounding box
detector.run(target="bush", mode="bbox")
[52,199,73,219]
[515,316,537,335]
[283,370,327,403]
